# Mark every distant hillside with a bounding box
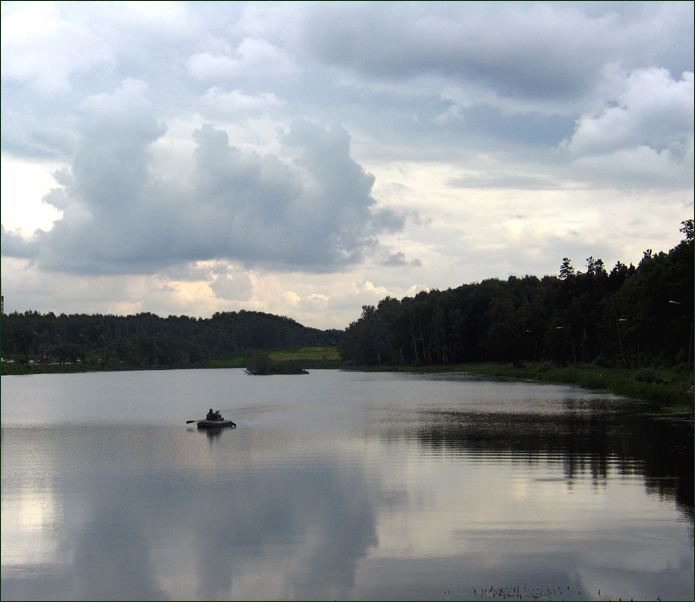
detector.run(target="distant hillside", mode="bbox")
[1,308,343,368]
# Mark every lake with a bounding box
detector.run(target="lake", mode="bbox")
[1,369,692,601]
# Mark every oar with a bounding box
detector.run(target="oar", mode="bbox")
[186,419,202,424]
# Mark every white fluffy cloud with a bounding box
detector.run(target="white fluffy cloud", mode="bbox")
[188,38,299,80]
[0,2,114,93]
[565,69,693,154]
[200,88,285,114]
[562,68,693,188]
[2,80,404,276]
[209,268,254,302]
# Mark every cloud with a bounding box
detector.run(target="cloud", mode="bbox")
[2,80,405,275]
[0,224,39,258]
[0,1,115,93]
[570,145,693,189]
[383,252,408,266]
[563,69,693,156]
[0,2,692,327]
[199,87,285,114]
[380,251,422,267]
[188,37,299,80]
[561,68,694,188]
[448,173,562,191]
[209,267,253,301]
[72,78,167,210]
[298,2,693,111]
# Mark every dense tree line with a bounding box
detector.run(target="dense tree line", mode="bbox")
[1,309,343,368]
[340,221,693,370]
[2,222,692,372]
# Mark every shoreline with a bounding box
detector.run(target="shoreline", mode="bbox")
[3,360,692,410]
[343,362,694,410]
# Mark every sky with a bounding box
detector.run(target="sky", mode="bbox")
[1,1,693,330]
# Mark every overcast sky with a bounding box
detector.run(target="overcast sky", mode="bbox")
[2,1,693,329]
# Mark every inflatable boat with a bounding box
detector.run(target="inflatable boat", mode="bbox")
[196,420,236,429]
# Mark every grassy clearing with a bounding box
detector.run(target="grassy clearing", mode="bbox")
[269,348,342,370]
[268,347,341,361]
[206,347,341,369]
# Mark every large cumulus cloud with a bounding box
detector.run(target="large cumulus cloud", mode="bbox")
[1,79,404,275]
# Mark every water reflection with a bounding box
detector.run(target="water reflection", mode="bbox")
[73,505,167,601]
[189,449,378,600]
[407,404,693,518]
[1,371,692,601]
[2,426,380,600]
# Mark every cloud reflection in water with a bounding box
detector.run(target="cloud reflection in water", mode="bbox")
[1,371,692,601]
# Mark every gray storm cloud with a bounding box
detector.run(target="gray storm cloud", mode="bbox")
[298,2,692,103]
[2,81,404,275]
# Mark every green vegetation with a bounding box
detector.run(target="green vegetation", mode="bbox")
[340,221,693,379]
[341,362,693,408]
[0,346,339,375]
[244,351,308,375]
[244,351,275,375]
[1,309,342,372]
[2,221,691,410]
[457,363,692,409]
[268,346,342,370]
[268,346,341,361]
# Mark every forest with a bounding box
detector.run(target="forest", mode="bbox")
[1,309,342,368]
[339,220,693,371]
[2,221,692,373]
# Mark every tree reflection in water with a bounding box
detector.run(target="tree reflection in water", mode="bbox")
[412,404,693,519]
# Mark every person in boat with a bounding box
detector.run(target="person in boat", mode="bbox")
[206,408,216,421]
[214,410,224,421]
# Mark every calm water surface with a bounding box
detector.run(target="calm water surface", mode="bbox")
[1,369,692,601]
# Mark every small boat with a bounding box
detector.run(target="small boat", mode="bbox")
[196,420,236,429]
